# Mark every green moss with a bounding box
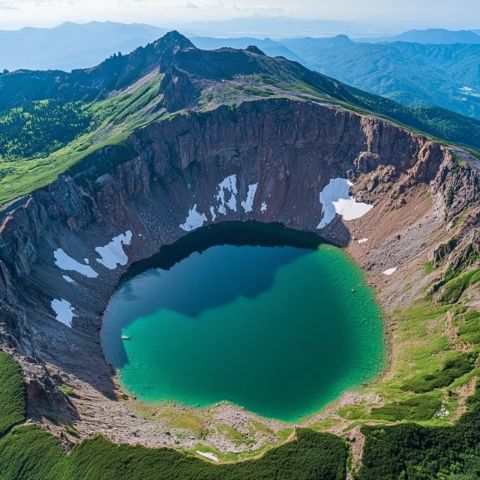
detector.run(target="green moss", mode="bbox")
[58,385,75,397]
[64,424,80,437]
[457,308,480,344]
[0,350,26,436]
[157,408,206,438]
[446,186,455,207]
[338,405,369,420]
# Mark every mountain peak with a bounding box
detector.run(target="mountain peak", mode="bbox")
[245,45,266,55]
[153,30,196,54]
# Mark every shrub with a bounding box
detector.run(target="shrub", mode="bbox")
[370,395,442,422]
[402,353,477,393]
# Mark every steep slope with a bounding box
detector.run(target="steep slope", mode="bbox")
[1,31,480,209]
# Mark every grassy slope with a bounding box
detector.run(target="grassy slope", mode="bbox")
[332,265,480,478]
[0,350,26,435]
[0,72,163,206]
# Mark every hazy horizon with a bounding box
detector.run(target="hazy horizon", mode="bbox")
[0,0,479,34]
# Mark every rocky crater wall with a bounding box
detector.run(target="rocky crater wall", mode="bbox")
[0,97,448,415]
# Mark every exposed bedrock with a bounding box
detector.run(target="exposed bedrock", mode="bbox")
[0,98,452,419]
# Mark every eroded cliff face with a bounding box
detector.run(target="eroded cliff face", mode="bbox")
[0,97,460,445]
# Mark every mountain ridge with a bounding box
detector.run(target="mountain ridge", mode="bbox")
[1,30,480,209]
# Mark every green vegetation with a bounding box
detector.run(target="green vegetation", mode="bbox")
[456,308,480,345]
[440,269,480,303]
[280,38,480,121]
[0,425,68,480]
[0,350,26,435]
[0,72,163,206]
[423,261,435,274]
[217,424,246,446]
[359,387,480,479]
[334,271,480,427]
[157,407,207,438]
[446,186,455,207]
[0,100,91,160]
[402,353,477,393]
[0,425,347,480]
[58,385,75,397]
[1,42,480,209]
[68,430,347,480]
[370,394,442,422]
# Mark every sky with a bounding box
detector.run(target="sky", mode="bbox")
[0,0,479,31]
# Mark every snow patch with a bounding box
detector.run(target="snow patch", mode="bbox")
[210,206,217,221]
[317,178,373,229]
[62,275,75,284]
[383,267,398,276]
[261,201,267,213]
[54,249,98,278]
[216,175,237,215]
[95,231,133,270]
[180,205,207,231]
[51,299,76,328]
[241,183,258,213]
[358,238,369,244]
[459,86,480,98]
[196,451,219,463]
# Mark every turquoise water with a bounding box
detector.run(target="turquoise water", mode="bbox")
[101,225,384,422]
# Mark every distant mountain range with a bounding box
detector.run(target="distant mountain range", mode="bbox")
[279,36,480,120]
[376,28,480,44]
[1,22,480,121]
[0,21,167,71]
[178,16,362,38]
[192,33,480,121]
